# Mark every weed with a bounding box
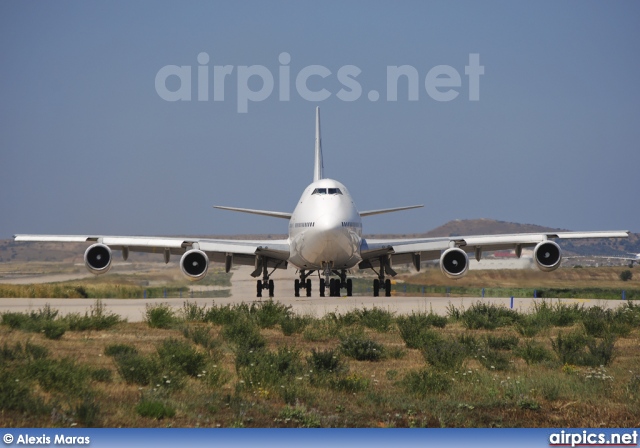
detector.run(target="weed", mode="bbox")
[357,307,395,333]
[397,313,446,349]
[42,320,66,340]
[181,325,220,353]
[476,348,512,371]
[339,334,385,361]
[74,394,101,426]
[90,368,113,383]
[250,300,292,329]
[552,330,590,366]
[237,346,304,388]
[402,369,451,396]
[459,302,521,330]
[484,334,519,351]
[27,358,90,395]
[275,405,321,427]
[104,343,138,357]
[181,301,208,322]
[113,353,159,385]
[136,399,176,419]
[422,337,467,371]
[222,318,266,351]
[145,303,177,329]
[516,340,553,365]
[280,315,312,336]
[307,348,346,374]
[330,373,370,393]
[157,338,207,377]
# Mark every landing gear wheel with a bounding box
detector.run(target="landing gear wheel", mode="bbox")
[306,279,312,297]
[257,280,263,298]
[268,279,274,298]
[373,279,380,297]
[319,279,325,297]
[384,279,391,297]
[294,279,300,297]
[346,279,353,297]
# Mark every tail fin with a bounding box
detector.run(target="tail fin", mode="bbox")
[313,107,323,182]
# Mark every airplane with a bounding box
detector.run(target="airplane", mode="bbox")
[14,108,629,298]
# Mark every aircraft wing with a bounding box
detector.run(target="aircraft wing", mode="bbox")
[13,234,290,268]
[359,230,630,270]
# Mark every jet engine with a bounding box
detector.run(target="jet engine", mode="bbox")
[440,247,469,279]
[180,249,209,281]
[84,243,112,275]
[533,241,562,272]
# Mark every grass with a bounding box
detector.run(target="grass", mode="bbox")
[1,299,640,427]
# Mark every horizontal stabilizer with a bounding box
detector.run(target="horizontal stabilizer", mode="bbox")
[360,205,423,217]
[214,206,292,220]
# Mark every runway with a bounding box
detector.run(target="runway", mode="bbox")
[0,266,631,322]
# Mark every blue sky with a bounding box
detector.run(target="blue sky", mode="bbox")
[1,1,639,239]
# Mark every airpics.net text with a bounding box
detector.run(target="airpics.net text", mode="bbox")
[155,52,484,113]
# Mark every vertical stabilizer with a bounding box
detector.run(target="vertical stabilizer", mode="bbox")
[313,107,324,182]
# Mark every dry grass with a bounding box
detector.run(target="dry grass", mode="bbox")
[2,300,640,428]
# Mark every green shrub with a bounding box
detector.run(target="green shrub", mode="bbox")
[157,338,207,377]
[90,368,113,383]
[330,373,370,393]
[276,405,321,427]
[397,313,446,349]
[136,399,176,419]
[145,303,177,329]
[339,334,385,361]
[113,353,159,385]
[422,337,467,371]
[250,300,292,329]
[484,334,520,351]
[181,325,220,352]
[27,358,90,394]
[357,307,395,333]
[222,318,266,351]
[104,343,138,357]
[280,315,312,336]
[42,320,66,340]
[516,315,549,337]
[236,346,304,387]
[181,301,208,322]
[477,348,512,371]
[620,270,633,282]
[64,299,123,331]
[460,302,521,330]
[0,370,46,414]
[74,394,101,426]
[516,340,553,365]
[402,369,451,396]
[307,348,346,374]
[551,330,589,365]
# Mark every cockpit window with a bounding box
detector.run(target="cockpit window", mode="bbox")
[312,188,342,195]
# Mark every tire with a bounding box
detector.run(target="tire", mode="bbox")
[319,279,325,297]
[294,279,300,297]
[268,279,274,297]
[385,279,391,297]
[257,280,262,298]
[346,279,353,297]
[373,279,379,297]
[306,279,312,297]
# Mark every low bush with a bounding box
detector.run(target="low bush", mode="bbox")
[422,337,467,371]
[145,303,177,329]
[136,399,176,419]
[339,334,385,361]
[402,369,451,396]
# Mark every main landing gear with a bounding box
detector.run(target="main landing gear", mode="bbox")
[294,270,313,297]
[253,256,285,298]
[370,255,395,297]
[319,266,353,297]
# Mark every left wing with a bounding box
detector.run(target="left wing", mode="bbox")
[13,234,290,277]
[360,230,629,277]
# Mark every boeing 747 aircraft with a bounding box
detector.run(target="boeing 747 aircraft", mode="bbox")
[14,108,629,298]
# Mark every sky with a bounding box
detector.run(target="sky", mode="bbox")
[1,1,639,239]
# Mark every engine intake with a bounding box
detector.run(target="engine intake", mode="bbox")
[440,247,469,279]
[84,243,112,275]
[533,241,562,272]
[180,249,209,281]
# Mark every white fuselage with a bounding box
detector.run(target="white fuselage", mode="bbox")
[287,178,362,271]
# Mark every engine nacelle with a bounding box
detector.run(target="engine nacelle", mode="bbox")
[533,240,562,272]
[180,249,209,281]
[84,243,112,275]
[440,247,469,279]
